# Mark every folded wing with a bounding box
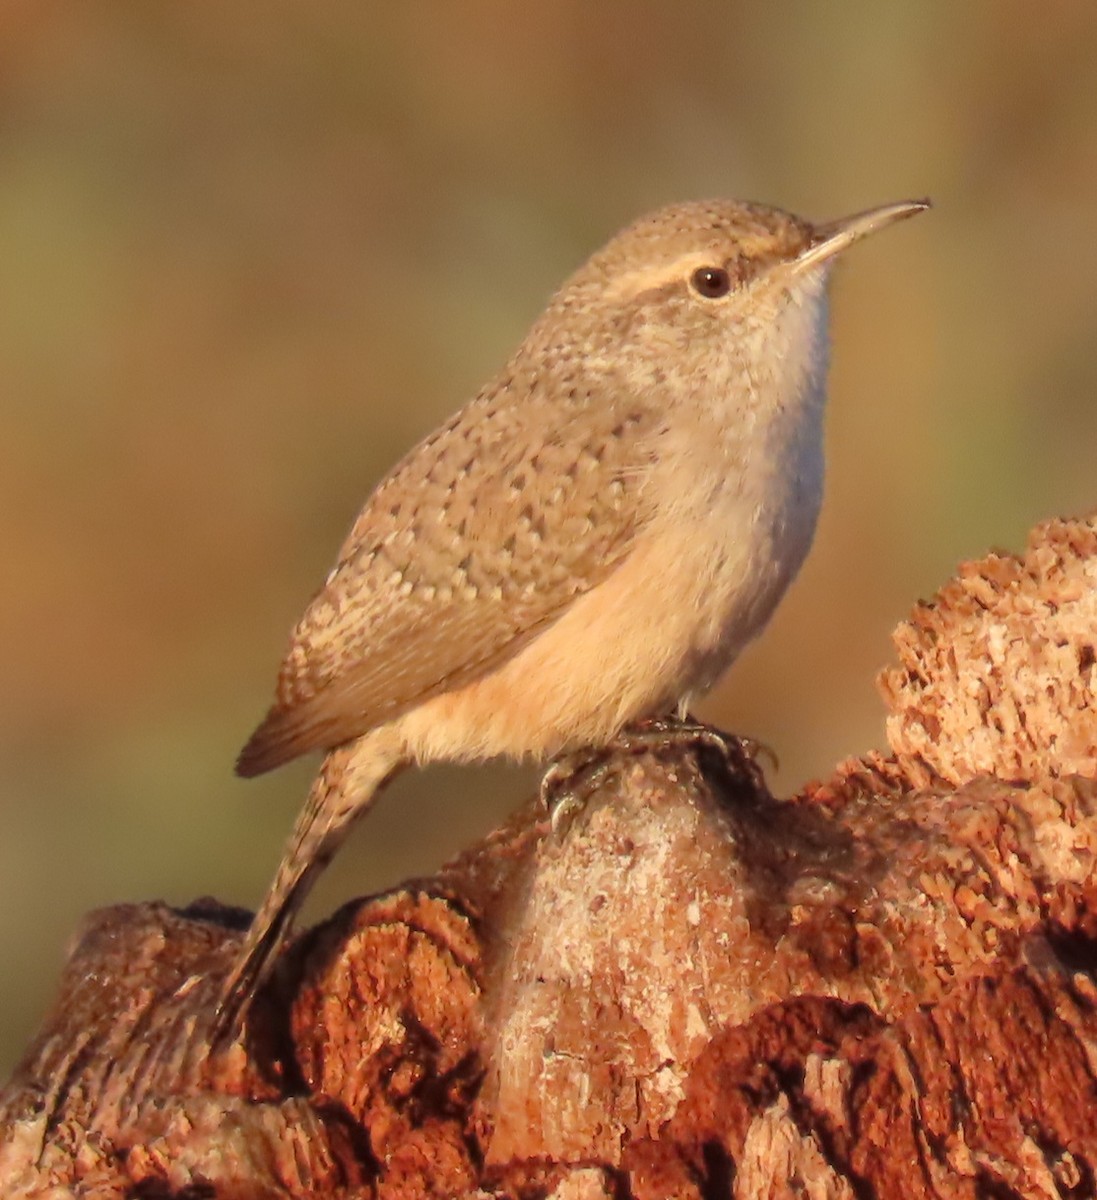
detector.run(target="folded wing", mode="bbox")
[237,374,663,776]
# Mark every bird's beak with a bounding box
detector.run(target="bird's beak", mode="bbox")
[792,198,931,276]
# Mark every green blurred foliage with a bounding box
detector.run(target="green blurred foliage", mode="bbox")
[2,1,1097,1071]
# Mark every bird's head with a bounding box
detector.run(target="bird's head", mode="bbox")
[535,197,929,413]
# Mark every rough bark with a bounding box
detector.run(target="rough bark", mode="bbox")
[3,513,1097,1199]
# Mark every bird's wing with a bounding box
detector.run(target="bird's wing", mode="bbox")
[236,377,663,776]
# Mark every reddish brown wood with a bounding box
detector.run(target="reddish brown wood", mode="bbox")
[3,514,1097,1198]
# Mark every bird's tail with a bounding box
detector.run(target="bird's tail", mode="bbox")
[211,729,405,1045]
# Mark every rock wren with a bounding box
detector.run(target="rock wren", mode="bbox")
[213,196,928,1039]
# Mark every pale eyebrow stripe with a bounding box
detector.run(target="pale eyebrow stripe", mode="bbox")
[599,254,723,302]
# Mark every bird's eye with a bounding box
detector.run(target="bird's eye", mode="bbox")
[690,266,732,299]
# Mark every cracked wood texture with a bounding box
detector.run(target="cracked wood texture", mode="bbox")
[3,512,1097,1200]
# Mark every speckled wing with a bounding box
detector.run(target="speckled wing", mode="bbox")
[236,372,663,776]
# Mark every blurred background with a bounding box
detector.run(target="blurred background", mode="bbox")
[2,1,1096,1071]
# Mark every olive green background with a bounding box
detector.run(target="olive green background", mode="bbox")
[3,3,1096,1071]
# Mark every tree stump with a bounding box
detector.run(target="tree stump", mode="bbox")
[3,514,1097,1199]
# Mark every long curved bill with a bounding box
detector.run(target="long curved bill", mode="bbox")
[793,198,931,276]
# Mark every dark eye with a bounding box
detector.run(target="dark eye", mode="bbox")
[690,265,732,299]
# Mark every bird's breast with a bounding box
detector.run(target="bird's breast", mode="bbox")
[645,380,826,677]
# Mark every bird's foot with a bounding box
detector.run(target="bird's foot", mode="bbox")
[539,713,776,833]
[613,713,779,773]
[540,748,621,832]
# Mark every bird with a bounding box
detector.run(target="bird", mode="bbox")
[212,195,929,1041]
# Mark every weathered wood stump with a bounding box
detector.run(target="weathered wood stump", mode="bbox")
[3,515,1097,1199]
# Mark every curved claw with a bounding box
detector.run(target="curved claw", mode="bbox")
[537,713,777,836]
